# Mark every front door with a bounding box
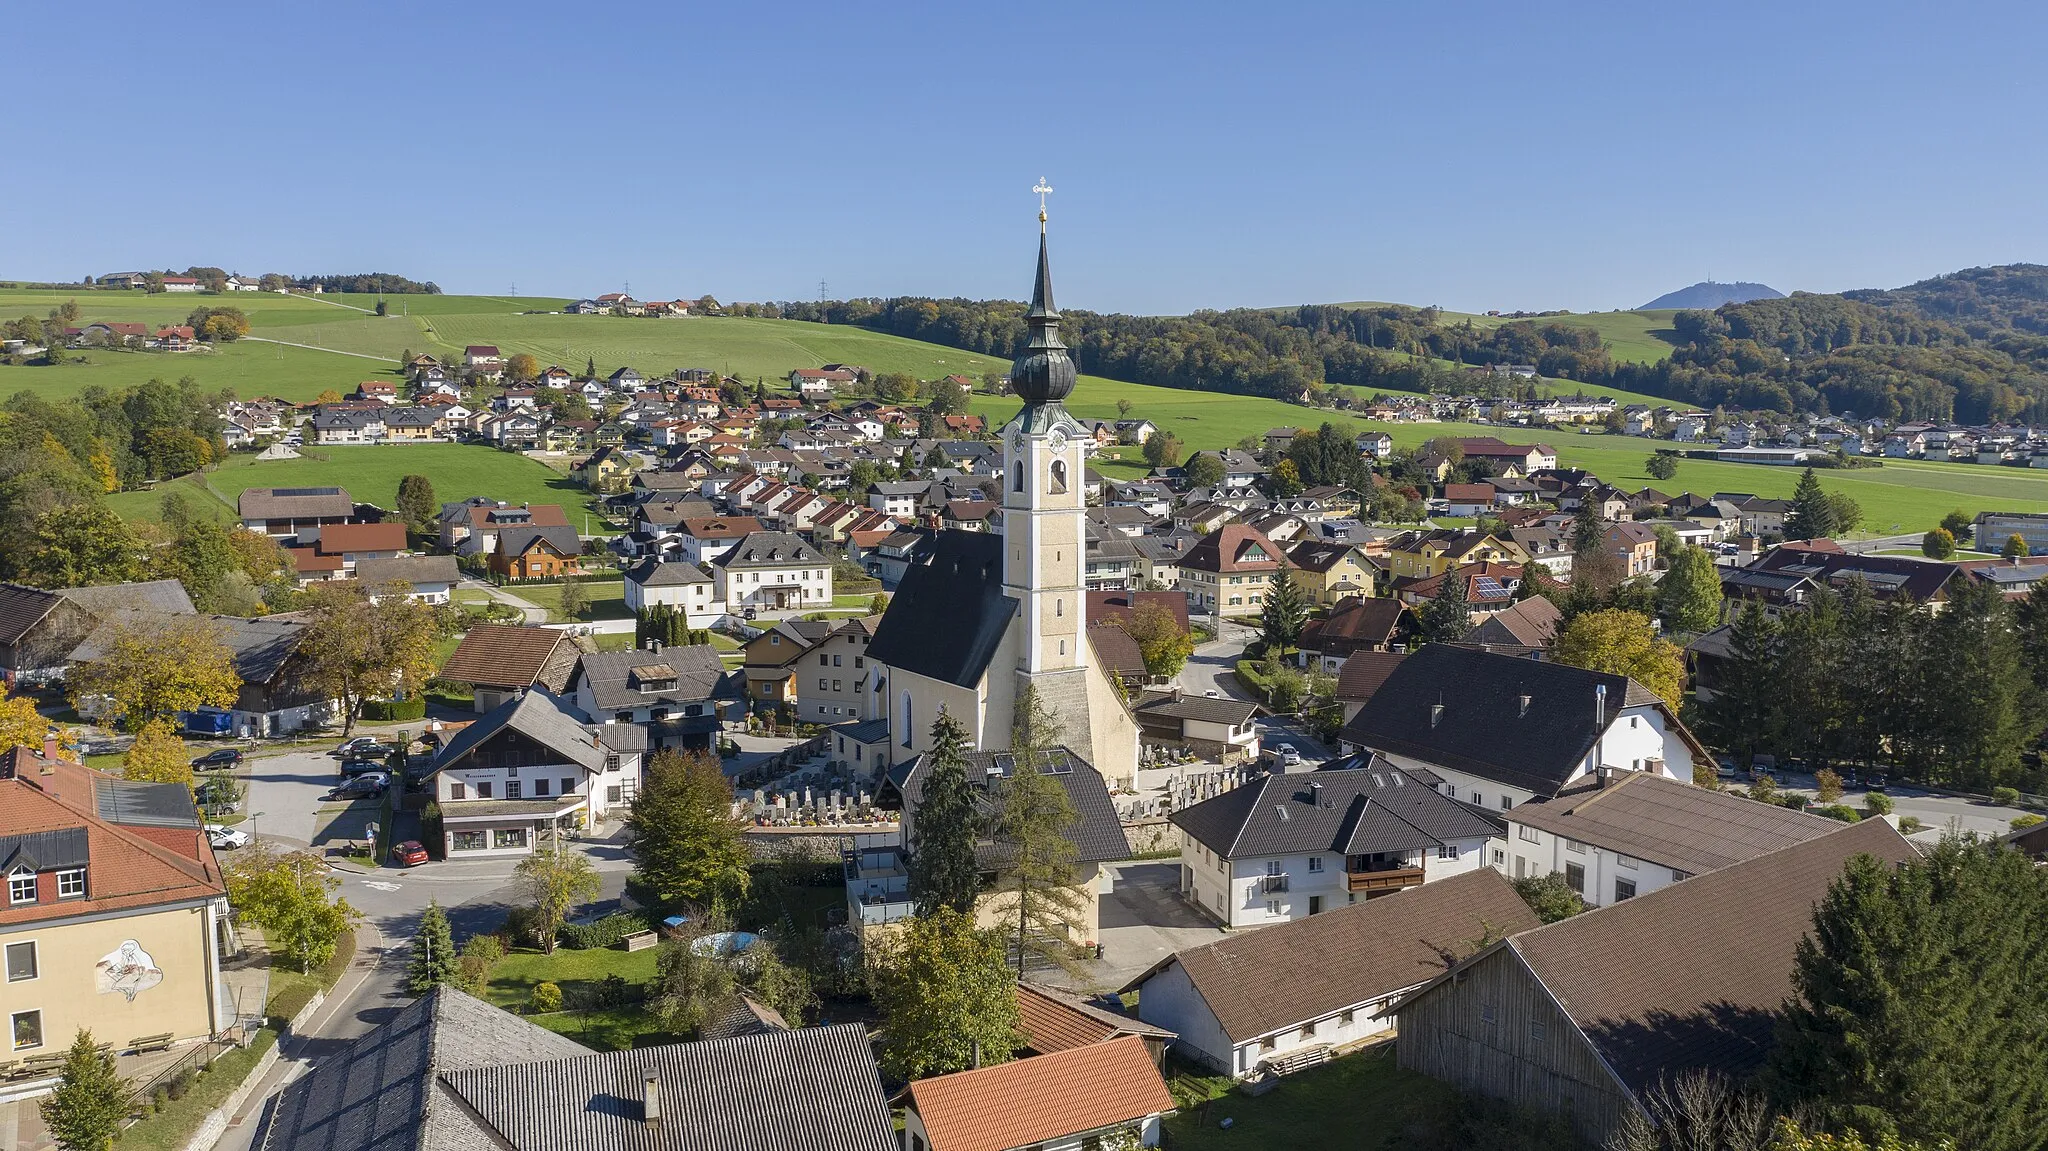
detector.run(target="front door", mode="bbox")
[1308,895,1322,916]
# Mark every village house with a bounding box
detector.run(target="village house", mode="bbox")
[0,580,195,685]
[739,619,838,707]
[354,555,461,604]
[1170,765,1501,928]
[488,524,585,580]
[1130,690,1264,764]
[0,747,235,1089]
[901,1036,1175,1151]
[1341,644,1705,811]
[713,531,831,612]
[70,614,332,737]
[621,557,719,619]
[1602,520,1659,576]
[1382,528,1529,581]
[1126,868,1538,1078]
[238,486,358,537]
[429,690,644,854]
[1297,596,1409,672]
[1283,539,1378,606]
[567,645,738,752]
[285,521,407,581]
[1176,524,1282,618]
[437,625,582,713]
[796,616,882,724]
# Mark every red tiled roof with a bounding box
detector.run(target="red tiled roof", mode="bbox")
[906,1037,1173,1151]
[309,522,406,555]
[679,516,763,539]
[438,625,570,689]
[1181,524,1281,574]
[1087,590,1189,633]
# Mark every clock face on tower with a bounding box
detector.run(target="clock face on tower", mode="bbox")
[1048,429,1069,453]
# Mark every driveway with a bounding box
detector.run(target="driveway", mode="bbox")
[1176,618,1258,702]
[1041,861,1226,993]
[243,748,366,848]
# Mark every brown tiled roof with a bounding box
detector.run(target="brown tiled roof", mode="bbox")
[1180,524,1281,574]
[679,516,763,539]
[1334,650,1408,703]
[1468,595,1561,648]
[1498,818,1917,1095]
[1085,589,1189,632]
[1086,625,1146,679]
[238,486,354,520]
[1506,771,1839,876]
[1301,596,1408,655]
[905,1036,1173,1151]
[439,625,571,690]
[1127,868,1538,1043]
[307,521,406,554]
[1015,982,1173,1056]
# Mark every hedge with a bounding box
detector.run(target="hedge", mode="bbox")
[361,697,427,721]
[559,911,653,950]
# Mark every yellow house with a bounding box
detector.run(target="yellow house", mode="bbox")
[1,749,232,1080]
[1383,529,1531,581]
[1282,539,1380,606]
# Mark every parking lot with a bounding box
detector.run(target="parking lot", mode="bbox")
[240,747,383,849]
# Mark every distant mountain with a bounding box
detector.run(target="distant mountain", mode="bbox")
[1640,281,1784,310]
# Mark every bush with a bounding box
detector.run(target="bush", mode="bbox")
[461,933,504,966]
[529,981,563,1014]
[1993,786,2022,806]
[1814,804,1863,823]
[360,697,427,721]
[558,911,652,950]
[2012,814,2045,831]
[1898,815,1924,833]
[1864,791,1895,816]
[501,906,543,949]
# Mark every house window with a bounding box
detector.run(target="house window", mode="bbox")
[1469,792,1483,807]
[451,831,486,852]
[1518,824,1539,843]
[1340,1008,1355,1025]
[1499,795,1513,810]
[1437,844,1459,860]
[900,691,914,747]
[12,1010,43,1050]
[1442,784,1456,799]
[1491,848,1505,865]
[1307,857,1323,872]
[1480,1003,1497,1024]
[477,781,494,799]
[833,654,842,667]
[8,871,34,905]
[506,780,523,800]
[607,785,622,803]
[1265,860,1283,877]
[1299,1021,1316,1040]
[1565,862,1585,894]
[1564,838,1585,854]
[534,778,549,797]
[605,756,620,772]
[55,870,84,899]
[1615,877,1637,902]
[819,679,829,691]
[1617,854,1639,870]
[1530,1021,1547,1041]
[562,778,576,795]
[450,782,467,800]
[5,942,36,982]
[1672,868,1691,882]
[833,681,841,692]
[493,828,529,850]
[1265,900,1280,916]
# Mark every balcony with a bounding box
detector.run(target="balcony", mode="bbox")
[1260,874,1289,894]
[1347,866,1425,893]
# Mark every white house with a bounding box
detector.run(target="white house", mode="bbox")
[1123,868,1538,1077]
[1340,644,1705,813]
[427,690,642,857]
[1495,769,1840,905]
[711,530,832,612]
[622,557,720,618]
[1169,766,1499,928]
[354,556,459,605]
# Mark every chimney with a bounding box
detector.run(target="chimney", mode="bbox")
[641,1072,662,1129]
[1518,694,1531,718]
[44,734,61,762]
[1598,764,1616,788]
[1429,703,1444,729]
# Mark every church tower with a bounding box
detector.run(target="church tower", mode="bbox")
[1002,192,1089,679]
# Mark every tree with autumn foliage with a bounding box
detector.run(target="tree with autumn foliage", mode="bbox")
[299,580,440,734]
[67,617,240,731]
[1553,608,1685,706]
[121,719,192,786]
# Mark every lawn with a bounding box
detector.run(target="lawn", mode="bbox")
[515,580,630,622]
[1163,1045,1461,1149]
[484,944,664,1009]
[196,443,604,523]
[116,1028,281,1151]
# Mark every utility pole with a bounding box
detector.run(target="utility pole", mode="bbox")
[819,279,827,303]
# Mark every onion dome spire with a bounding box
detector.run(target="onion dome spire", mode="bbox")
[1010,178,1077,406]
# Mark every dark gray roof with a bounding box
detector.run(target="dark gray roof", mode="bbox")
[94,778,200,829]
[866,531,1017,689]
[434,690,623,776]
[713,531,824,570]
[571,645,730,711]
[0,828,89,873]
[496,524,583,558]
[0,584,59,646]
[57,580,195,617]
[1171,767,1498,858]
[831,717,892,745]
[257,986,595,1151]
[240,486,354,520]
[436,1022,893,1151]
[356,556,460,587]
[70,615,306,687]
[899,747,1132,865]
[1340,644,1678,797]
[1132,691,1261,726]
[624,558,712,588]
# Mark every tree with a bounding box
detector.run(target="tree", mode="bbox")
[990,686,1086,976]
[908,711,980,917]
[871,908,1021,1081]
[1511,873,1585,924]
[1768,839,2048,1151]
[122,719,191,786]
[67,617,240,731]
[396,474,438,538]
[1141,432,1183,469]
[1417,570,1472,644]
[299,581,439,734]
[1267,457,1303,497]
[1816,768,1844,804]
[626,749,752,909]
[223,845,359,972]
[1939,509,1973,544]
[0,694,49,754]
[868,591,891,614]
[1115,398,1133,419]
[1910,576,2039,791]
[1571,499,1607,557]
[1785,468,1840,540]
[1554,608,1685,707]
[1126,602,1195,678]
[38,1029,127,1151]
[408,900,460,994]
[1260,563,1310,655]
[513,836,601,956]
[1657,545,1723,634]
[1182,451,1225,489]
[1645,452,1678,480]
[2004,533,2030,560]
[505,353,541,382]
[556,576,591,621]
[21,505,142,588]
[1921,527,1957,559]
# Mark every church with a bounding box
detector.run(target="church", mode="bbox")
[864,210,1142,788]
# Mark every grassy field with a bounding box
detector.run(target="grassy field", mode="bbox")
[1163,1045,1464,1149]
[194,444,603,523]
[516,580,630,622]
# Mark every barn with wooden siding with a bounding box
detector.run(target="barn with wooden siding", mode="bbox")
[1389,818,1917,1146]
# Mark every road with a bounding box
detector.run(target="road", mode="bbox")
[461,578,549,624]
[1173,616,1335,763]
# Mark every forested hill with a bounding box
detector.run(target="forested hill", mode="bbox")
[773,262,2048,425]
[1641,281,1783,309]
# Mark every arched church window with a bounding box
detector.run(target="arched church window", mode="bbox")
[1012,462,1023,493]
[900,691,913,747]
[1055,598,1063,618]
[1048,460,1068,495]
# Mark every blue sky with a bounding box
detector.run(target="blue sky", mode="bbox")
[5,2,2043,314]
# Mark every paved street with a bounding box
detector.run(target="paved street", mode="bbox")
[1084,861,1227,989]
[241,748,375,849]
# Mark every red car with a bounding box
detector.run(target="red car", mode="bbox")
[391,840,429,866]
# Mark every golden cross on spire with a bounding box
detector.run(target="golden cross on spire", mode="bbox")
[1033,177,1053,229]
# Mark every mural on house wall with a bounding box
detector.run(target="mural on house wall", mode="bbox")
[96,940,164,1001]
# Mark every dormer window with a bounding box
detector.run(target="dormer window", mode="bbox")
[55,869,84,899]
[7,870,35,905]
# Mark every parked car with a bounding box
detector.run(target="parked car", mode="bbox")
[1277,744,1303,767]
[204,824,251,850]
[391,840,429,867]
[325,773,388,801]
[333,737,383,759]
[191,748,244,771]
[341,754,394,776]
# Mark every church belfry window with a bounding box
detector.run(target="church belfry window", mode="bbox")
[900,691,914,747]
[1049,460,1068,495]
[1012,463,1023,492]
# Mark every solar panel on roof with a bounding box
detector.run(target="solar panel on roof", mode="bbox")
[270,486,342,498]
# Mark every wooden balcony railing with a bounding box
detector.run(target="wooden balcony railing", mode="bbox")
[1347,866,1424,893]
